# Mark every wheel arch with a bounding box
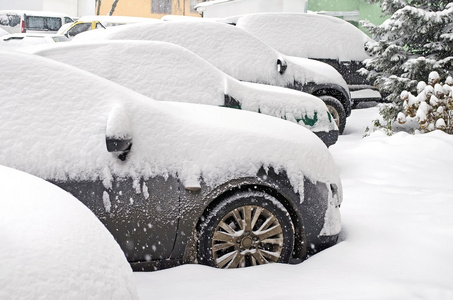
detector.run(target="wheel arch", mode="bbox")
[191,180,307,263]
[311,87,351,117]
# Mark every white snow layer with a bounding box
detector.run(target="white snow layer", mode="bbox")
[234,13,373,61]
[0,165,137,299]
[73,21,349,91]
[133,106,453,300]
[0,50,341,199]
[31,40,335,132]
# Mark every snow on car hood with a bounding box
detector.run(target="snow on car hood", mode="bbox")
[32,40,336,133]
[73,21,349,92]
[225,79,336,132]
[234,13,372,61]
[0,51,341,199]
[285,55,349,89]
[0,165,137,299]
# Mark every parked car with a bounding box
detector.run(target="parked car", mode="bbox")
[74,21,352,133]
[0,165,137,299]
[0,10,73,34]
[59,15,157,39]
[229,13,383,108]
[0,50,342,270]
[32,40,338,146]
[0,33,68,49]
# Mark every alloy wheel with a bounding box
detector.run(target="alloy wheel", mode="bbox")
[211,205,284,268]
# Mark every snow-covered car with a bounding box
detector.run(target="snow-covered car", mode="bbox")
[0,50,342,270]
[229,13,383,108]
[0,33,68,49]
[0,165,137,299]
[0,10,74,34]
[58,15,157,39]
[74,21,352,133]
[32,40,338,146]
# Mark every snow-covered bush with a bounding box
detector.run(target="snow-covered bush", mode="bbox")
[370,72,453,134]
[397,72,453,133]
[360,0,453,123]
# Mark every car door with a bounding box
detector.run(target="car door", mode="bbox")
[53,175,180,263]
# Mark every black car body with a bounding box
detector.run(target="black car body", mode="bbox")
[231,13,383,109]
[0,51,343,270]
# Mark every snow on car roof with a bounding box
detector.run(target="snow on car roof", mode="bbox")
[75,21,284,84]
[233,13,372,61]
[33,40,226,106]
[0,50,340,198]
[0,165,137,299]
[72,21,348,89]
[32,40,335,132]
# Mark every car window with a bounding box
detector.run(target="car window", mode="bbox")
[45,17,62,31]
[52,36,69,43]
[26,16,45,29]
[26,16,62,31]
[64,17,73,24]
[0,13,20,27]
[67,22,92,37]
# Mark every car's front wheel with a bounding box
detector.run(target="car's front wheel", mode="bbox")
[198,192,294,268]
[320,95,346,134]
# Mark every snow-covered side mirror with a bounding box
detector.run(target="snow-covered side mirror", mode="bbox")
[106,137,132,153]
[106,104,132,161]
[277,58,287,75]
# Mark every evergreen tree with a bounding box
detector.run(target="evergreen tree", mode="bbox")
[361,0,453,122]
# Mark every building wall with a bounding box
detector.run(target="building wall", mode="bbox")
[98,0,202,19]
[199,0,307,18]
[43,0,77,15]
[200,0,306,18]
[308,0,386,33]
[0,0,93,17]
[0,0,43,11]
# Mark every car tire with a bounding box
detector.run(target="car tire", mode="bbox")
[320,95,346,134]
[198,191,294,268]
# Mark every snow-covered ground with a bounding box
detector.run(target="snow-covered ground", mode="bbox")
[134,105,453,300]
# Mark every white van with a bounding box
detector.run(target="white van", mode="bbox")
[0,10,74,34]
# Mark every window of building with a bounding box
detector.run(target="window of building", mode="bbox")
[152,0,172,14]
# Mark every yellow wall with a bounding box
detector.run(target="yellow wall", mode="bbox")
[99,0,201,19]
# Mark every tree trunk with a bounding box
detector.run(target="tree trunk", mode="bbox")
[109,0,120,16]
[96,0,102,15]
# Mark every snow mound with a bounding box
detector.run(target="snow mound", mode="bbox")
[0,165,137,299]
